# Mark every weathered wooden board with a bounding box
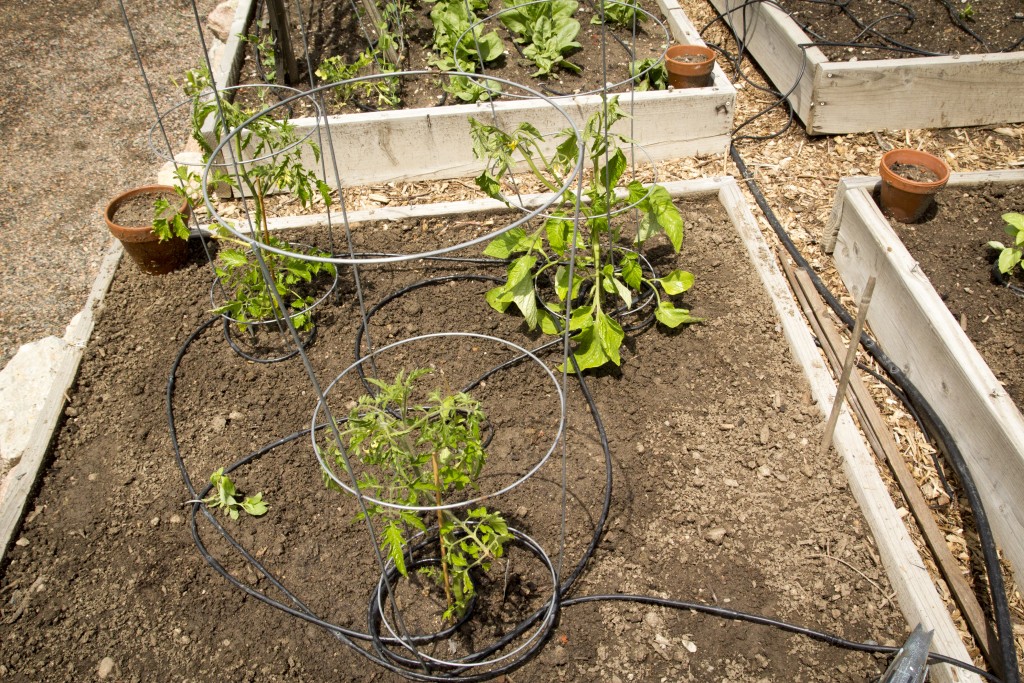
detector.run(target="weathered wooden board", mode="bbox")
[829,170,1024,592]
[708,0,1024,134]
[718,179,977,683]
[205,0,735,186]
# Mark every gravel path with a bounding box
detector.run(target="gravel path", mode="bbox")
[0,0,216,371]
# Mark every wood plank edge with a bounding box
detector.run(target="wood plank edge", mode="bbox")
[718,179,978,682]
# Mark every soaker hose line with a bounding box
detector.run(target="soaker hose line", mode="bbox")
[731,142,1020,683]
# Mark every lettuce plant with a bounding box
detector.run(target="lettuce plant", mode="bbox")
[500,0,581,76]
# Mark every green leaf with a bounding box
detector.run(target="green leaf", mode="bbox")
[647,185,684,252]
[545,215,572,256]
[241,493,268,516]
[505,255,540,328]
[998,247,1022,275]
[1004,212,1024,232]
[658,270,695,295]
[484,227,528,258]
[597,149,627,193]
[988,241,1007,250]
[382,522,408,576]
[569,309,623,371]
[620,257,643,290]
[475,171,502,200]
[655,301,700,328]
[609,275,633,308]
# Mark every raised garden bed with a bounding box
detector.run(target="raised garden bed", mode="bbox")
[196,0,734,186]
[0,178,981,681]
[825,168,1024,594]
[707,0,1024,134]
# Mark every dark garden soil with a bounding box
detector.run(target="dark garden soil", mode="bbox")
[238,0,672,114]
[891,162,939,184]
[772,0,1024,61]
[0,195,910,681]
[888,183,1024,410]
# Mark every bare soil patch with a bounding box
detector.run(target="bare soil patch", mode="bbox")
[889,183,1024,407]
[773,0,1024,61]
[0,195,907,681]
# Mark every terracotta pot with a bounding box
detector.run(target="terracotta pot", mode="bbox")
[104,185,191,274]
[878,149,950,223]
[664,45,716,89]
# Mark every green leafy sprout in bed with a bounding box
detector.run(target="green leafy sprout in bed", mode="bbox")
[173,67,337,333]
[987,212,1024,276]
[469,96,699,372]
[323,369,513,620]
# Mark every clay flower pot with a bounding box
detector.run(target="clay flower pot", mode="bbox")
[104,185,191,274]
[664,45,716,89]
[878,149,950,223]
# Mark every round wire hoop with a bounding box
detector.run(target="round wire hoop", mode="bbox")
[371,526,559,671]
[201,70,584,266]
[149,84,323,167]
[311,332,566,513]
[454,1,670,99]
[487,139,659,220]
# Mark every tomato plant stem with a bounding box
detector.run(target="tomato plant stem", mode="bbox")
[430,451,454,609]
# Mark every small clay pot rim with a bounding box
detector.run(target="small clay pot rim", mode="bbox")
[879,148,950,194]
[664,45,715,76]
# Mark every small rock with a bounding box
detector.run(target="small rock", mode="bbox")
[644,611,665,630]
[542,645,568,667]
[206,1,236,42]
[704,527,727,544]
[169,514,183,524]
[757,465,772,478]
[88,473,98,481]
[515,505,529,518]
[403,300,422,316]
[97,657,116,679]
[635,443,645,454]
[723,478,739,487]
[150,517,160,527]
[14,538,28,547]
[228,411,245,421]
[211,415,227,431]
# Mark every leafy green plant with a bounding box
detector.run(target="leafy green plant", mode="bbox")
[323,369,512,620]
[176,67,338,332]
[315,52,401,109]
[201,468,268,520]
[213,235,336,332]
[239,21,277,77]
[469,96,698,372]
[429,0,505,101]
[151,193,191,242]
[988,212,1024,275]
[500,0,581,77]
[591,0,646,26]
[957,3,975,21]
[630,57,668,91]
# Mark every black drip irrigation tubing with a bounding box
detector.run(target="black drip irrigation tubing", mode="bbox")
[731,143,1021,683]
[168,254,1003,680]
